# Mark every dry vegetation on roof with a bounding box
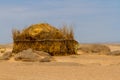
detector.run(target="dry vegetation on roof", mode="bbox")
[12,23,74,41]
[12,23,78,56]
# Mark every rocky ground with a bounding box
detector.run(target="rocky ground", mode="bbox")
[0,43,120,80]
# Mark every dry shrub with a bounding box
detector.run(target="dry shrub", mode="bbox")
[12,23,75,41]
[59,24,74,40]
[12,23,78,56]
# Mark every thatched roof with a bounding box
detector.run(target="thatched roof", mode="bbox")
[23,23,63,38]
[13,23,74,41]
[12,23,78,55]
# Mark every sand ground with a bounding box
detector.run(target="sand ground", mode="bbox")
[0,44,120,80]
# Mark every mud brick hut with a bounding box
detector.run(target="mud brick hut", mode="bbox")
[12,23,78,56]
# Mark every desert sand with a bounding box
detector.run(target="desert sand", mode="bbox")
[1,44,120,80]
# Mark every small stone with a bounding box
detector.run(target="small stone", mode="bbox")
[40,57,51,62]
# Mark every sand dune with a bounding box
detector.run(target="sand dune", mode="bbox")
[0,43,120,80]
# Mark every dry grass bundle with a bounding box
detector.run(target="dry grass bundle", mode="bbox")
[13,23,66,40]
[12,23,78,56]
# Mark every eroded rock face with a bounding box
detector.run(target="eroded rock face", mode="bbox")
[14,49,53,62]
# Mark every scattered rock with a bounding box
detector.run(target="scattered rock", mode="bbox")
[108,50,120,56]
[0,51,12,60]
[78,44,111,55]
[35,50,54,62]
[0,44,13,60]
[34,50,51,57]
[0,47,6,53]
[0,43,13,53]
[40,57,51,62]
[14,49,40,62]
[14,49,53,62]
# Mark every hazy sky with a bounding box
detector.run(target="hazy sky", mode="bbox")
[0,0,120,43]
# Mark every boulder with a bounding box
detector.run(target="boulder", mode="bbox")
[108,50,120,56]
[34,50,51,57]
[14,49,39,61]
[78,44,111,55]
[14,49,53,62]
[40,57,51,62]
[0,51,12,60]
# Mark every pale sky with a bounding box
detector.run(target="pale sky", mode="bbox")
[0,0,120,43]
